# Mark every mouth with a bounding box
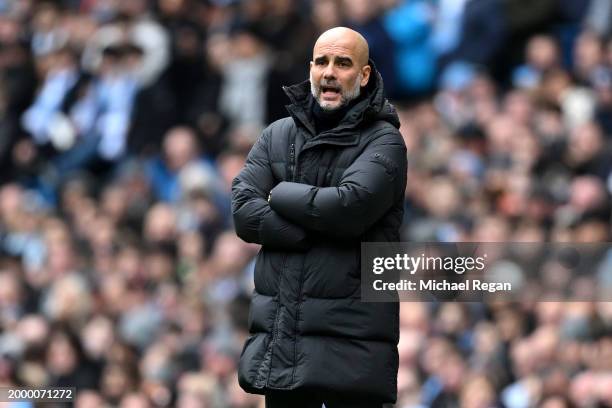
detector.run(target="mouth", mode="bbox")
[320,85,341,99]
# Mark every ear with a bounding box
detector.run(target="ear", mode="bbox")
[360,65,371,87]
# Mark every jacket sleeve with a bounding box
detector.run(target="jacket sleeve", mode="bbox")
[268,129,407,238]
[231,127,310,250]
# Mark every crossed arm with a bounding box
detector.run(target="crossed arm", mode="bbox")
[269,131,406,238]
[232,128,310,250]
[232,127,407,248]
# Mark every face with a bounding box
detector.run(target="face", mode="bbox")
[310,36,370,111]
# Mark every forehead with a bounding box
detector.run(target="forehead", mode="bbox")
[313,37,358,59]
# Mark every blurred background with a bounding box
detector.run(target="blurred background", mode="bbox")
[0,0,611,407]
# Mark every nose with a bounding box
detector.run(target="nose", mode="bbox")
[323,61,336,79]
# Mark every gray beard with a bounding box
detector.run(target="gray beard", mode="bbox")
[310,72,363,112]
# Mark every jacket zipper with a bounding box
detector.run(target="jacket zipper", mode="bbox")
[289,143,295,180]
[264,139,298,387]
[289,140,302,386]
[262,254,287,387]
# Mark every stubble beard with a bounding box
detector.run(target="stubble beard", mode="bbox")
[310,71,363,112]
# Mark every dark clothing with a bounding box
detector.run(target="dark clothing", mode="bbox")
[265,389,387,408]
[127,70,178,155]
[346,19,397,96]
[454,0,507,66]
[232,62,407,403]
[310,94,362,134]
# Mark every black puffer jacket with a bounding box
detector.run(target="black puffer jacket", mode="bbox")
[232,64,407,403]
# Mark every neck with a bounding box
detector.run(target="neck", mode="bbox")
[311,96,359,134]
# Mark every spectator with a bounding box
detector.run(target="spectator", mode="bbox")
[0,1,610,407]
[343,0,397,93]
[513,34,561,89]
[383,0,436,98]
[145,126,219,204]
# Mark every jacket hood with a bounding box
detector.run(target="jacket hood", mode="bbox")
[283,59,400,134]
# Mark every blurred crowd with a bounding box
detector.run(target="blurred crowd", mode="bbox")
[0,0,611,407]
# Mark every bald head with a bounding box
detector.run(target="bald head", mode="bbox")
[313,27,369,68]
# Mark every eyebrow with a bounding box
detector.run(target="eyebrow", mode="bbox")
[335,56,353,65]
[313,55,354,65]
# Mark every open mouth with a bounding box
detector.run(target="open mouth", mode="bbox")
[321,85,341,97]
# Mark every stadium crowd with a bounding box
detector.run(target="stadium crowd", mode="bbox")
[0,0,611,407]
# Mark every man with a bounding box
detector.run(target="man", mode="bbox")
[232,27,407,408]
